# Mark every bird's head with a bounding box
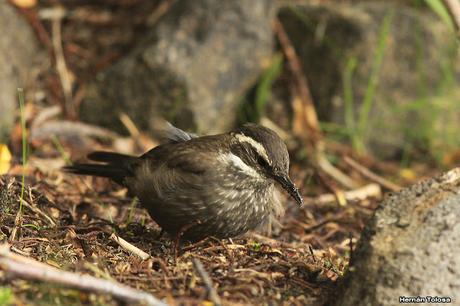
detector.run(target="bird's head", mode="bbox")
[230,123,303,206]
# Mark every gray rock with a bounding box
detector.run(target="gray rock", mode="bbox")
[279,2,460,159]
[334,168,460,306]
[82,0,276,135]
[0,3,43,141]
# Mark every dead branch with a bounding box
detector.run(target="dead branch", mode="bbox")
[192,258,222,306]
[110,233,150,260]
[316,170,349,206]
[0,244,166,306]
[274,18,359,189]
[52,11,74,117]
[10,246,30,257]
[303,183,382,206]
[316,149,359,189]
[274,18,320,139]
[39,7,76,118]
[31,105,62,129]
[343,156,401,191]
[30,120,118,143]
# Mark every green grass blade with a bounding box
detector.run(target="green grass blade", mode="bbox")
[343,56,358,147]
[425,0,455,32]
[357,10,394,153]
[254,53,284,121]
[51,134,72,165]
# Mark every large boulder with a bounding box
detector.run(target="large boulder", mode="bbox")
[0,3,44,141]
[334,168,460,305]
[279,2,460,159]
[82,0,276,134]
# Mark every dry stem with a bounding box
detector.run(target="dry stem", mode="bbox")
[303,183,382,206]
[20,198,56,227]
[274,18,359,189]
[110,233,150,260]
[0,244,166,306]
[344,156,401,192]
[192,258,222,306]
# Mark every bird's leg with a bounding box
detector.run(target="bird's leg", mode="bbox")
[173,220,202,261]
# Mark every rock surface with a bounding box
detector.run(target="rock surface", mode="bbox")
[82,0,276,135]
[334,168,460,305]
[279,2,460,158]
[0,3,43,141]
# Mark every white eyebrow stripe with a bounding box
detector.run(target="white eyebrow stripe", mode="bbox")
[235,133,271,164]
[219,152,262,179]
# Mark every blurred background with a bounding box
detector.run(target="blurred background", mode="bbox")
[1,0,459,175]
[0,0,458,165]
[0,0,459,305]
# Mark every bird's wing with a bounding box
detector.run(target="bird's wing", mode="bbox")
[130,147,218,232]
[134,142,218,197]
[165,148,210,174]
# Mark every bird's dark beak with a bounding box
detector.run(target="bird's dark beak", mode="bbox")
[274,175,303,206]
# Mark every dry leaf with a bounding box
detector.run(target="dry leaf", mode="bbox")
[0,144,12,175]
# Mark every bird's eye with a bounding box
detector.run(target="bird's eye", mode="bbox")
[257,155,269,168]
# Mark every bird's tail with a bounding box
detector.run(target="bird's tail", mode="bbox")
[63,151,140,185]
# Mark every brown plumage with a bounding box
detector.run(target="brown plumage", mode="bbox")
[65,123,302,241]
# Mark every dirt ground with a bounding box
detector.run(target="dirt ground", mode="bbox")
[2,148,382,305]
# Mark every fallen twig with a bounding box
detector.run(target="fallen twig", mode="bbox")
[303,183,382,206]
[30,120,118,143]
[316,150,359,189]
[10,246,30,257]
[316,170,348,206]
[20,198,56,227]
[344,156,401,192]
[0,244,166,306]
[192,258,222,306]
[109,233,150,260]
[31,105,62,130]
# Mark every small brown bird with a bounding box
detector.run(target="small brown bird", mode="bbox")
[65,122,302,241]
